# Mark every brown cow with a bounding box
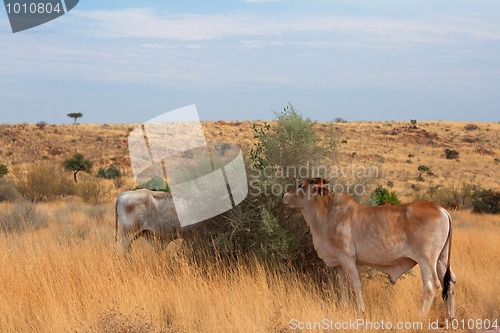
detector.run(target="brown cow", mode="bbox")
[283,178,456,318]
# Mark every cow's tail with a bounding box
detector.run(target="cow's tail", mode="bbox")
[115,197,119,243]
[442,209,453,300]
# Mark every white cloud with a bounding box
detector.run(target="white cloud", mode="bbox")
[67,8,500,44]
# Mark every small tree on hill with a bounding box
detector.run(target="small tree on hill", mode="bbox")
[64,153,93,183]
[67,112,83,124]
[0,164,8,178]
[417,165,434,181]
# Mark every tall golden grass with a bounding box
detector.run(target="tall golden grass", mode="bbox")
[0,201,498,332]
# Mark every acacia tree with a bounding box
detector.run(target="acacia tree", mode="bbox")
[64,153,93,183]
[67,112,83,124]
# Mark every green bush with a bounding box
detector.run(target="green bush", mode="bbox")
[369,186,401,206]
[0,202,48,233]
[97,165,122,179]
[472,189,500,214]
[250,103,325,174]
[202,104,334,269]
[136,176,170,192]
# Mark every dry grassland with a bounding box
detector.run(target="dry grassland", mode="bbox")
[1,121,498,198]
[0,121,499,332]
[0,202,499,333]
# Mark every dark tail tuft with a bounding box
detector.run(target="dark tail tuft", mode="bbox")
[442,268,451,300]
[115,198,119,243]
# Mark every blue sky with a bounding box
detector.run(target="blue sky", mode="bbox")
[1,0,500,123]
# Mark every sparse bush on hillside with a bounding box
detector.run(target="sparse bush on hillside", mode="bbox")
[472,189,500,214]
[464,123,479,131]
[445,148,460,160]
[15,163,75,201]
[415,183,477,210]
[36,121,47,129]
[0,202,48,233]
[97,165,122,179]
[0,164,8,178]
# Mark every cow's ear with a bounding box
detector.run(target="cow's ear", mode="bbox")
[309,178,317,185]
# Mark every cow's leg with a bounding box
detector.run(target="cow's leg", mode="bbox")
[437,260,456,319]
[117,226,133,254]
[340,262,365,315]
[336,267,349,308]
[419,263,440,316]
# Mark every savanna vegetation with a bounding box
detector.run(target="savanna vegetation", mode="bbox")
[0,111,499,332]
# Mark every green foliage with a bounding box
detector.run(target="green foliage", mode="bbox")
[136,176,170,192]
[249,122,271,170]
[0,164,8,178]
[0,202,48,233]
[205,104,334,269]
[64,153,93,183]
[472,189,500,214]
[444,148,459,160]
[417,165,434,180]
[67,112,83,124]
[249,104,325,176]
[369,186,401,206]
[97,165,122,179]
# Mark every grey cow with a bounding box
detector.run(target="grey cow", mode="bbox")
[115,189,183,253]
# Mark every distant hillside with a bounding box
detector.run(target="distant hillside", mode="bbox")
[0,121,498,201]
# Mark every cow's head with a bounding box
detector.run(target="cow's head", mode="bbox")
[282,178,330,208]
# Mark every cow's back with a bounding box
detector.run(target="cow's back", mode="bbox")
[350,201,450,264]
